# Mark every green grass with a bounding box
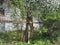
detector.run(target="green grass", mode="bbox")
[0,30,59,45]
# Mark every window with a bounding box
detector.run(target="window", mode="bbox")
[0,0,4,16]
[0,0,4,5]
[0,8,4,16]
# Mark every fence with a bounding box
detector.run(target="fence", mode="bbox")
[0,15,41,43]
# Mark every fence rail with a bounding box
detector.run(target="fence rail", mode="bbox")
[0,20,40,24]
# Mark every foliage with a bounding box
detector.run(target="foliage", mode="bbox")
[0,0,60,45]
[0,30,59,45]
[0,30,23,42]
[10,0,26,19]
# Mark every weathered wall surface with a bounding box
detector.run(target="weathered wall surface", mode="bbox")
[0,2,40,31]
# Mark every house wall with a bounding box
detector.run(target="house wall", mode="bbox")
[0,2,40,31]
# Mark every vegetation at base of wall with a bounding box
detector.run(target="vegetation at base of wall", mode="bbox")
[0,30,60,45]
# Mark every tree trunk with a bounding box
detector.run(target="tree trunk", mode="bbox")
[24,7,33,42]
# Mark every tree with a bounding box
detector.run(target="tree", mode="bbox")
[7,0,60,43]
[35,0,60,39]
[9,0,34,43]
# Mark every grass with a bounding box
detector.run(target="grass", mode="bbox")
[0,30,59,45]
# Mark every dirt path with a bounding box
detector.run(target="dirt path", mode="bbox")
[52,42,60,45]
